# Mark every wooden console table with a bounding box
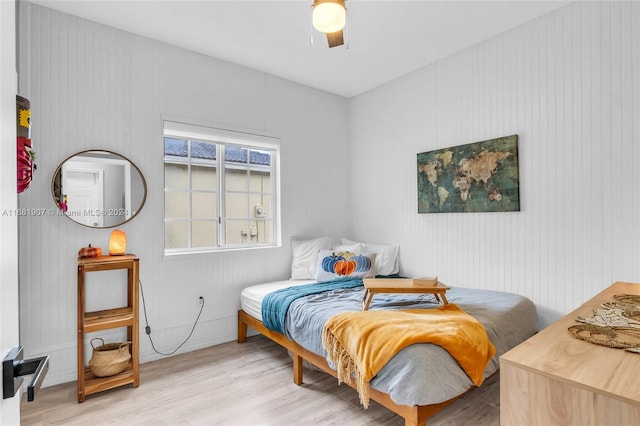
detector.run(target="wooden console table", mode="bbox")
[500,281,640,425]
[361,278,449,310]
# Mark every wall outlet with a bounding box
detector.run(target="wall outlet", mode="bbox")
[198,296,204,305]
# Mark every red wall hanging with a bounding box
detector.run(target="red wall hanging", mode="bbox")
[16,95,34,193]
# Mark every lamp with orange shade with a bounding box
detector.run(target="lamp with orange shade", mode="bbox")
[109,229,127,255]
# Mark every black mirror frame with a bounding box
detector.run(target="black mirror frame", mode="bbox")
[51,149,147,229]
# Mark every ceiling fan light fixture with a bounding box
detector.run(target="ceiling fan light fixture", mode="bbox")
[312,0,346,34]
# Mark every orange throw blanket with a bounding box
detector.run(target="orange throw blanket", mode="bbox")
[322,303,496,408]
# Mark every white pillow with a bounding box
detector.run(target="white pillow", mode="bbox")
[290,237,332,279]
[341,238,400,276]
[331,244,364,253]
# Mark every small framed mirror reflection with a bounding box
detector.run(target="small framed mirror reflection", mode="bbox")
[51,150,147,228]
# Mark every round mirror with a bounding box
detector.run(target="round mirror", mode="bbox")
[51,150,147,228]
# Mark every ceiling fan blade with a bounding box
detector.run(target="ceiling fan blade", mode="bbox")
[326,29,344,48]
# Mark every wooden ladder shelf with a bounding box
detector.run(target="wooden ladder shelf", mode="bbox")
[77,254,140,402]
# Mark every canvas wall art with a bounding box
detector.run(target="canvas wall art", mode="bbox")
[417,135,520,213]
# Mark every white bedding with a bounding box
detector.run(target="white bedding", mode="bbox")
[240,279,315,319]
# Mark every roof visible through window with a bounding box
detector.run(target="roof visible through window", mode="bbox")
[164,138,270,165]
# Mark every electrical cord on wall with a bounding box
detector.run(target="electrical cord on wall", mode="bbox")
[139,279,204,356]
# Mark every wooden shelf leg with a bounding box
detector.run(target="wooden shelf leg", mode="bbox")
[77,265,85,403]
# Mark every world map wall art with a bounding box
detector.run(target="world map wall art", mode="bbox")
[417,135,520,213]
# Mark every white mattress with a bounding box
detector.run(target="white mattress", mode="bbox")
[240,279,315,320]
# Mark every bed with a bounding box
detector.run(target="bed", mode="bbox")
[236,238,538,426]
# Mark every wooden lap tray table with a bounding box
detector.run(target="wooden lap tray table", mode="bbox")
[362,278,450,310]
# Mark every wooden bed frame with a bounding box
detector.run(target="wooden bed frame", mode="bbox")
[237,309,473,426]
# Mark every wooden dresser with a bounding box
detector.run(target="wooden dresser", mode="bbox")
[500,281,640,426]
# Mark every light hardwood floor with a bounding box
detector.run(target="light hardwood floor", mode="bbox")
[21,335,500,425]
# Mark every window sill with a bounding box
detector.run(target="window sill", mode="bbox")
[163,243,281,259]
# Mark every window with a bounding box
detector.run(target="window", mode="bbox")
[163,120,280,254]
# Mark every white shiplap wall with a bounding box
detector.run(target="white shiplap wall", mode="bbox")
[17,4,350,386]
[349,1,640,328]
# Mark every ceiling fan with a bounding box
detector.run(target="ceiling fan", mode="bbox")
[312,0,347,48]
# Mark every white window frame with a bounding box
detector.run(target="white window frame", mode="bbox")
[163,120,281,255]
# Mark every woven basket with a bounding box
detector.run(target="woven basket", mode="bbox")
[89,338,131,377]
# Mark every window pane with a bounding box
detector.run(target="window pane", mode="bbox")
[192,192,217,219]
[165,191,189,219]
[250,194,269,218]
[165,221,188,249]
[225,168,247,191]
[164,163,189,190]
[192,165,216,191]
[225,220,247,245]
[226,193,249,218]
[225,146,248,165]
[192,221,217,247]
[256,220,272,244]
[250,149,271,166]
[191,141,216,161]
[262,195,272,217]
[249,170,270,193]
[164,138,188,157]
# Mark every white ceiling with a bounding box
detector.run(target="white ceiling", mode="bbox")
[29,0,571,98]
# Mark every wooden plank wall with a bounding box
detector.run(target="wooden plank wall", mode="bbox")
[17,3,350,386]
[348,1,640,328]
